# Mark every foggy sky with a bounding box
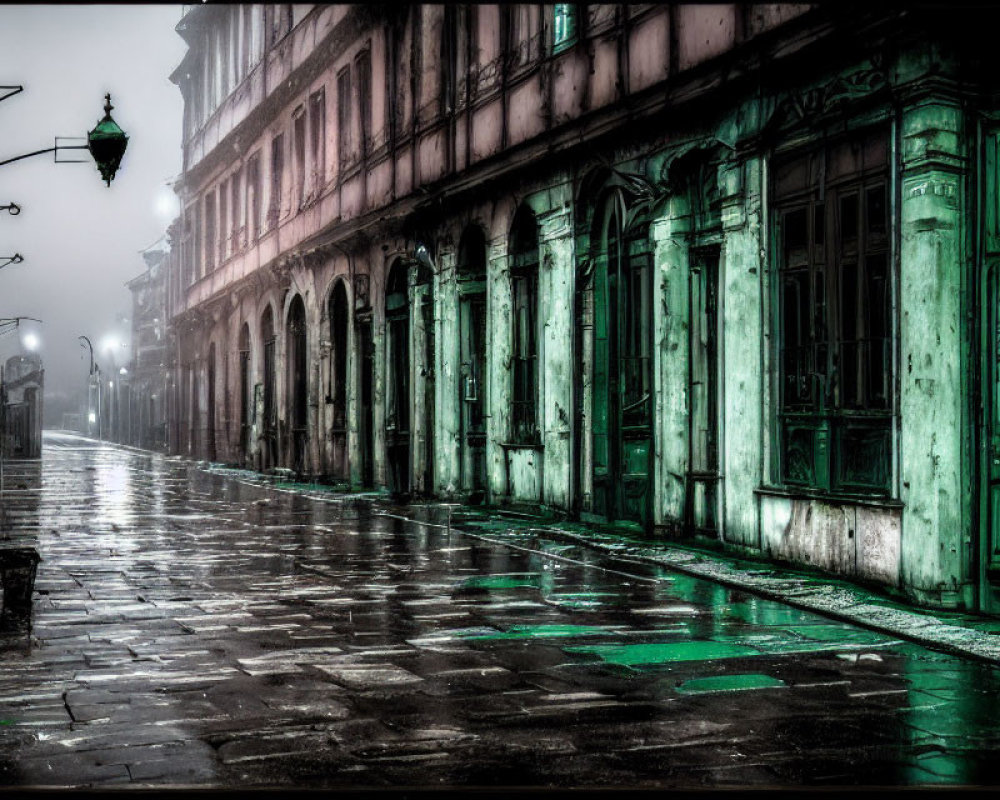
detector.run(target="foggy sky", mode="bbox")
[0,5,186,404]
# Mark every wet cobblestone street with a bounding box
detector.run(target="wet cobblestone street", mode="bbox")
[0,432,999,788]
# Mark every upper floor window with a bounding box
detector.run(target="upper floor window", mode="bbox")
[246,151,262,241]
[553,4,578,53]
[293,105,306,209]
[774,126,892,496]
[509,206,540,444]
[266,4,292,48]
[218,178,228,263]
[230,167,243,251]
[268,133,284,229]
[204,190,216,273]
[441,5,458,115]
[309,88,326,195]
[337,67,352,170]
[355,49,372,159]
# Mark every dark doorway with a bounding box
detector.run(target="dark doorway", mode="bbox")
[207,343,217,462]
[357,313,375,488]
[587,194,653,529]
[261,306,277,470]
[688,247,721,536]
[457,225,488,503]
[329,281,349,481]
[287,295,308,474]
[239,323,251,466]
[385,260,411,498]
[191,366,200,458]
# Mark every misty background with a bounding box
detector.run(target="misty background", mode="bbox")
[0,5,186,423]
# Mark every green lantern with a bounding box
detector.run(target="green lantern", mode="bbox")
[87,93,128,187]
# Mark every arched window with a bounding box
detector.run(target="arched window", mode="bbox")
[509,206,539,444]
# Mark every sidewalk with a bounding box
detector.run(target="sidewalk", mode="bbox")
[204,463,1000,667]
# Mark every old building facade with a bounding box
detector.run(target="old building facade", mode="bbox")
[165,4,999,613]
[125,238,171,450]
[1,354,44,459]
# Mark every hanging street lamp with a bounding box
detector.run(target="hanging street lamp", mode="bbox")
[86,93,129,187]
[0,88,129,187]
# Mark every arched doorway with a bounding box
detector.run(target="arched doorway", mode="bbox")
[207,343,217,462]
[329,281,349,481]
[287,294,308,474]
[385,260,410,497]
[260,305,277,469]
[239,323,252,466]
[581,190,653,529]
[457,224,488,502]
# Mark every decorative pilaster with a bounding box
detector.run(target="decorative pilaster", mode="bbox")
[651,194,691,533]
[898,89,971,607]
[433,245,460,497]
[538,201,574,510]
[719,156,763,549]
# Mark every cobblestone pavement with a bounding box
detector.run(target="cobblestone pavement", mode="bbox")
[0,432,999,788]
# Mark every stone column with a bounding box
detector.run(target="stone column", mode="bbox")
[538,199,574,511]
[434,247,462,498]
[487,244,513,501]
[898,89,971,607]
[719,156,764,549]
[651,194,691,534]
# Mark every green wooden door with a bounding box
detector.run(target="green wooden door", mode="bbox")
[986,261,1000,581]
[459,292,488,502]
[592,207,652,529]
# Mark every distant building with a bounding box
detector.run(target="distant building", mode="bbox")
[2,354,43,459]
[163,4,1000,614]
[125,238,171,450]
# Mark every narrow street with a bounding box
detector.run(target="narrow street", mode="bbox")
[0,432,996,788]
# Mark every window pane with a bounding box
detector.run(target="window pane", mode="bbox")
[783,208,808,266]
[839,193,858,250]
[866,184,886,238]
[865,252,890,409]
[835,422,890,491]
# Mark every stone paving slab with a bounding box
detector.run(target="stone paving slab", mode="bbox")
[5,434,1000,788]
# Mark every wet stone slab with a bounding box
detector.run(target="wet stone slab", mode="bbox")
[3,433,1000,787]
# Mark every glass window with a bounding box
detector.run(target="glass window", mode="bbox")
[774,127,892,495]
[510,206,539,444]
[309,88,326,194]
[293,106,306,208]
[337,67,351,170]
[355,50,372,159]
[553,4,578,53]
[268,133,283,229]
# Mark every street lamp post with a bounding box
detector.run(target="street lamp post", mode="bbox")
[78,336,100,439]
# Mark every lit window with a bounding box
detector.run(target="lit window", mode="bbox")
[553,4,577,53]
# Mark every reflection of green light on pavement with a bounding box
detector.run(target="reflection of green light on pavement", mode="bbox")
[779,624,893,644]
[460,624,617,641]
[566,641,760,666]
[459,574,541,591]
[675,674,786,694]
[0,720,13,726]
